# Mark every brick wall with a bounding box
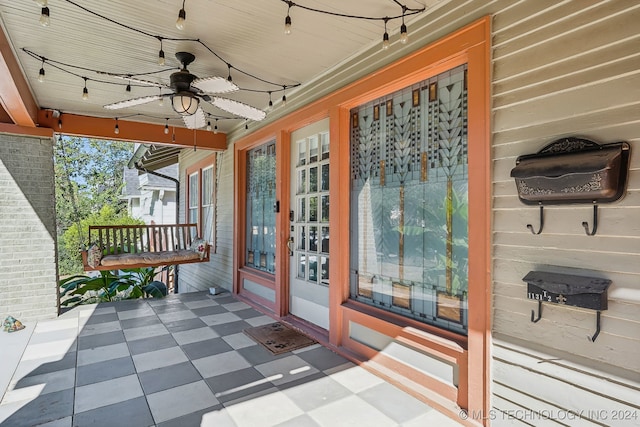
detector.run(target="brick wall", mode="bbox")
[0,133,58,321]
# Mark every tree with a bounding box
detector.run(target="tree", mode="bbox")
[54,136,138,275]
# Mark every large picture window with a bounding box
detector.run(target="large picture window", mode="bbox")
[245,141,276,274]
[350,65,469,335]
[185,154,216,245]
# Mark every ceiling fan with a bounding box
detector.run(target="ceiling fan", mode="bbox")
[104,51,266,129]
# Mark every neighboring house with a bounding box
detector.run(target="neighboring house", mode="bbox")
[1,2,639,426]
[120,163,178,225]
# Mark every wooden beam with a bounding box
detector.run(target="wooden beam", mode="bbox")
[37,110,227,150]
[0,122,53,138]
[0,25,38,126]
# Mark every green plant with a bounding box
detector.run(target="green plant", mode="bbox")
[59,267,166,308]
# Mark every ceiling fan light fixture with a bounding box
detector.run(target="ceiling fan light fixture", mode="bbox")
[171,92,199,116]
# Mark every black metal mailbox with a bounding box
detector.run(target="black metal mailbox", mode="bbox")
[510,138,630,205]
[523,271,611,311]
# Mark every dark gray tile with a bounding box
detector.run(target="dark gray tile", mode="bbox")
[156,405,226,427]
[182,338,233,360]
[204,367,271,404]
[0,388,73,427]
[296,346,348,371]
[210,320,252,337]
[164,317,207,333]
[138,361,202,394]
[237,343,289,365]
[110,299,149,311]
[120,315,159,330]
[127,333,178,355]
[176,292,211,301]
[73,396,153,427]
[76,356,135,387]
[233,308,263,319]
[84,312,119,325]
[191,305,228,317]
[211,295,237,304]
[77,330,125,351]
[152,302,190,314]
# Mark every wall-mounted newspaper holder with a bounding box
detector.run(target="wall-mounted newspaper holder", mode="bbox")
[523,270,611,342]
[510,138,630,235]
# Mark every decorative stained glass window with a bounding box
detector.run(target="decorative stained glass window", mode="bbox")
[349,65,469,335]
[246,141,277,274]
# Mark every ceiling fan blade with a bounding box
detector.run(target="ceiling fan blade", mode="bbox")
[192,76,239,94]
[212,97,266,121]
[110,74,167,88]
[104,95,162,110]
[182,107,207,129]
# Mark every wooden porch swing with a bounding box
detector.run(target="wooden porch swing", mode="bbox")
[81,223,210,271]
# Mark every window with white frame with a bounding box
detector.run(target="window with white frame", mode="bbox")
[186,154,217,245]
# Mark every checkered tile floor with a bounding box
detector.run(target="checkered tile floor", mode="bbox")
[0,292,462,427]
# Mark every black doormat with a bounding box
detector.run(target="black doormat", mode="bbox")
[243,322,316,355]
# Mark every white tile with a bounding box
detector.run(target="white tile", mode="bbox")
[221,302,251,312]
[3,368,75,403]
[74,374,143,413]
[157,310,197,323]
[402,409,464,427]
[327,364,385,393]
[21,339,76,361]
[117,308,156,320]
[226,389,304,427]
[172,327,219,345]
[132,346,188,373]
[78,321,121,337]
[200,312,241,326]
[221,333,256,350]
[147,381,218,423]
[33,318,78,334]
[244,315,274,327]
[77,342,130,366]
[123,323,169,341]
[309,395,395,427]
[192,351,250,378]
[183,299,219,309]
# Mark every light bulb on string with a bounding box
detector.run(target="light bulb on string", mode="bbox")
[207,121,212,131]
[57,118,62,129]
[157,38,165,65]
[214,119,218,134]
[40,7,50,27]
[126,82,131,93]
[38,59,45,83]
[245,121,249,130]
[284,1,292,34]
[82,78,89,100]
[114,118,120,135]
[267,91,273,112]
[227,64,233,83]
[382,19,390,50]
[176,0,186,30]
[164,118,169,134]
[282,86,287,107]
[400,8,408,44]
[158,89,164,106]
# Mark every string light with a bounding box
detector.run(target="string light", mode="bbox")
[227,64,233,83]
[164,118,169,134]
[400,8,408,44]
[114,117,120,134]
[207,120,211,131]
[40,6,50,27]
[126,82,131,92]
[176,0,186,30]
[284,1,292,34]
[214,119,218,134]
[278,1,423,51]
[382,18,390,50]
[281,86,287,106]
[157,38,165,66]
[82,77,89,100]
[245,121,249,130]
[38,58,46,83]
[267,91,273,111]
[58,118,62,129]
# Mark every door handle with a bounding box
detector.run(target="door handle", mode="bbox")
[286,236,294,256]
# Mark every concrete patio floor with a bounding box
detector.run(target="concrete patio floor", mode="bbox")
[0,291,463,427]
